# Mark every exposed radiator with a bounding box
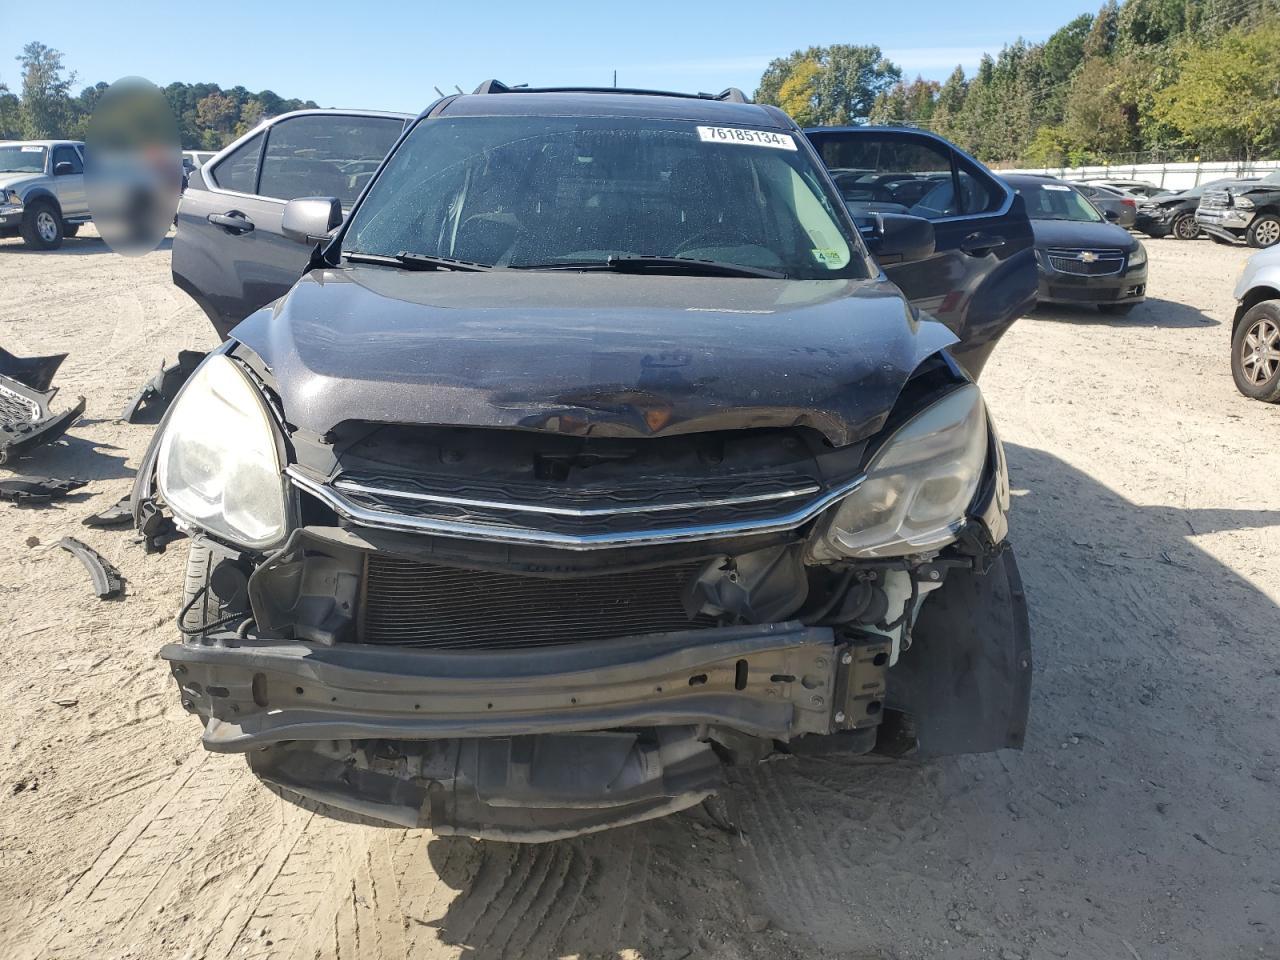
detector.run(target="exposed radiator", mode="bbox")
[360,555,717,650]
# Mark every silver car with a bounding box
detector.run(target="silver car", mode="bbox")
[1231,243,1280,401]
[0,140,92,249]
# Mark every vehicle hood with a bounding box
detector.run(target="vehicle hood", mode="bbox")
[229,266,958,448]
[1030,218,1138,251]
[0,171,44,192]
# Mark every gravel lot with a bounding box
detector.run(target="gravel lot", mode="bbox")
[1,229,1277,960]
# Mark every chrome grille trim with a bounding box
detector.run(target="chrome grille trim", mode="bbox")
[288,466,865,551]
[331,476,824,517]
[1045,247,1126,277]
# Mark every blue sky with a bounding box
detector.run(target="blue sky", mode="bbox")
[2,1,1093,113]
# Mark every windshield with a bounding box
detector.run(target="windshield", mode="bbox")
[0,145,47,173]
[1016,182,1103,223]
[344,116,864,280]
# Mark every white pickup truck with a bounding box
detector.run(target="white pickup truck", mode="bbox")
[0,139,92,249]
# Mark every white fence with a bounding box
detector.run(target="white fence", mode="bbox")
[1001,159,1280,192]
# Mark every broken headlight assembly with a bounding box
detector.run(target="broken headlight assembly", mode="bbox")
[812,383,988,560]
[156,354,290,550]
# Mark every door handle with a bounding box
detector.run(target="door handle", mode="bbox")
[960,232,1006,255]
[207,211,254,234]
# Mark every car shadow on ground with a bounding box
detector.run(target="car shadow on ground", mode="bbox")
[1030,297,1219,328]
[4,434,134,482]
[0,235,172,255]
[417,442,1280,960]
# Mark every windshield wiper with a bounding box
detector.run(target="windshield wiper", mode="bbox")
[343,250,491,272]
[607,256,785,279]
[511,256,784,279]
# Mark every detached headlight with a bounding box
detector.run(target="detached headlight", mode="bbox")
[1128,243,1147,268]
[1235,196,1255,210]
[815,384,988,559]
[3,189,21,205]
[156,354,289,549]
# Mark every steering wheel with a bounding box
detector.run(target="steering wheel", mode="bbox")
[673,228,757,255]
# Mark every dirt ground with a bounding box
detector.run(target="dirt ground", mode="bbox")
[0,228,1277,960]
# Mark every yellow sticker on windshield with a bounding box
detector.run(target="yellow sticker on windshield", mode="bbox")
[811,248,847,268]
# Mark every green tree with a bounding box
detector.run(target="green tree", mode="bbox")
[0,79,19,139]
[15,41,74,139]
[775,59,821,126]
[929,65,968,140]
[1153,22,1280,156]
[1083,0,1121,58]
[195,91,238,148]
[757,44,901,124]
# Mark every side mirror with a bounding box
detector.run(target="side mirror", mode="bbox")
[53,161,75,176]
[861,212,935,264]
[282,196,343,245]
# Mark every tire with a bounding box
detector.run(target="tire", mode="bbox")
[63,223,80,237]
[1170,212,1199,240]
[1246,215,1280,249]
[20,199,63,249]
[179,538,252,634]
[1099,302,1139,316]
[1231,301,1280,402]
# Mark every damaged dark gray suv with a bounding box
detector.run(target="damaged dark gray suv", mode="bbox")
[140,84,1035,841]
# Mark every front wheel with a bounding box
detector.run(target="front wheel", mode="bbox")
[1099,302,1139,316]
[20,199,63,249]
[1171,212,1199,240]
[1231,301,1280,402]
[1246,215,1280,249]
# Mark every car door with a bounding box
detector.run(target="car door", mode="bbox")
[803,127,1035,377]
[173,112,408,340]
[49,144,88,218]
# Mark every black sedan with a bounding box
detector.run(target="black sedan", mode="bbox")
[1005,174,1148,315]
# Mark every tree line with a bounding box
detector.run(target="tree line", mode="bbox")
[0,42,317,149]
[5,2,1277,165]
[757,0,1280,165]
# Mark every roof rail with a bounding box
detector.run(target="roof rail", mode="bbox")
[470,80,751,103]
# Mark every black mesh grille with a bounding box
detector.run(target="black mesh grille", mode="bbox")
[360,555,717,650]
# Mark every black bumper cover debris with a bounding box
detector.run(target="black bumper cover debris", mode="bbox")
[83,493,135,528]
[0,476,87,504]
[0,349,85,464]
[120,350,206,424]
[58,536,125,599]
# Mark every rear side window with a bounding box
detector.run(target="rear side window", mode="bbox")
[52,145,83,174]
[210,132,263,194]
[257,115,403,205]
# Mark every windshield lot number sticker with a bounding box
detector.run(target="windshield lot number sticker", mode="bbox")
[697,126,797,150]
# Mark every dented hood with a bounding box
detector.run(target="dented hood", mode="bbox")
[230,265,958,447]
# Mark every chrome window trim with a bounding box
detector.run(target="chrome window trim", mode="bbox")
[288,467,865,551]
[332,476,824,518]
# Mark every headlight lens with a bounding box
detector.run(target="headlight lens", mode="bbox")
[815,384,988,559]
[2,189,21,205]
[1236,196,1255,210]
[1129,243,1147,268]
[156,354,289,549]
